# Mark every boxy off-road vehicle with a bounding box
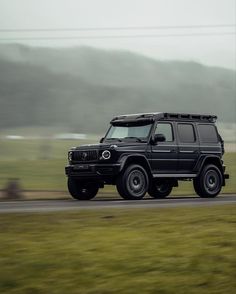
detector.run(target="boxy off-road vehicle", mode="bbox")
[65,112,229,200]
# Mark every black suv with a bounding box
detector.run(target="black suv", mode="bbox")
[65,112,229,200]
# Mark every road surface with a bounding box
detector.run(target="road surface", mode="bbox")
[0,195,235,213]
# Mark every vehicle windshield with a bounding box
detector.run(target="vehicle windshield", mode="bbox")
[105,123,152,142]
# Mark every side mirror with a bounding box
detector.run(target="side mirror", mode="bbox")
[99,137,104,143]
[153,133,166,143]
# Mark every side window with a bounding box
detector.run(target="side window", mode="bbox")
[178,123,196,143]
[198,124,218,143]
[155,123,174,142]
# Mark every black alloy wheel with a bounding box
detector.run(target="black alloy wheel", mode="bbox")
[193,164,223,198]
[67,177,99,200]
[148,180,173,199]
[116,164,149,200]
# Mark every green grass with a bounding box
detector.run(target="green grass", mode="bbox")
[0,139,76,191]
[0,139,235,194]
[0,206,235,293]
[0,139,86,161]
[0,159,67,191]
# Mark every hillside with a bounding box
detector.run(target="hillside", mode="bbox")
[0,44,235,133]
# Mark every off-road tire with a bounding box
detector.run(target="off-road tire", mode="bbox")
[148,180,173,199]
[67,177,99,200]
[116,164,149,200]
[193,164,223,198]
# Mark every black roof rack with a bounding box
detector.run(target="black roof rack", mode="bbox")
[111,112,217,124]
[162,113,217,122]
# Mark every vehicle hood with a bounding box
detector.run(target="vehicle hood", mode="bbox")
[72,142,146,151]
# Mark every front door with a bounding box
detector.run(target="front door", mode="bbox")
[150,122,178,173]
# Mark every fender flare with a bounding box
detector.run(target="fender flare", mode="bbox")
[118,154,152,178]
[194,155,224,177]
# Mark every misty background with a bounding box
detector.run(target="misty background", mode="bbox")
[0,44,235,136]
[0,0,235,137]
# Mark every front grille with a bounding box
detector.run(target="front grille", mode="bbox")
[72,150,98,162]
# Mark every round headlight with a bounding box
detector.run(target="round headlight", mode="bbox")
[68,151,73,161]
[102,150,111,160]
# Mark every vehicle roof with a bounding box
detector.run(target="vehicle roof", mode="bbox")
[111,112,217,125]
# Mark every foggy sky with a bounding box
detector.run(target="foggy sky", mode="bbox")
[0,0,235,69]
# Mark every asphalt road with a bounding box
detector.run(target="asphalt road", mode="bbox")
[0,195,235,213]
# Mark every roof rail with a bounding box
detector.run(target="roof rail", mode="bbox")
[163,113,217,122]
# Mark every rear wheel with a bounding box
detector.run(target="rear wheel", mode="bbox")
[67,177,99,200]
[116,164,149,200]
[148,180,173,199]
[193,164,223,198]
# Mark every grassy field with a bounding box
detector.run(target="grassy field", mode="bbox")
[0,139,235,195]
[0,205,235,294]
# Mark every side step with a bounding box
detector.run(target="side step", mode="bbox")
[153,173,197,178]
[153,173,229,179]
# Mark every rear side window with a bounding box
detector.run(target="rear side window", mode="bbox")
[178,123,196,143]
[198,124,218,143]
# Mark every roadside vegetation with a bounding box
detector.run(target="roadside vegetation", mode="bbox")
[0,205,235,294]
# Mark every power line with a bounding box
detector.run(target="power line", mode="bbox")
[0,32,234,41]
[0,24,235,33]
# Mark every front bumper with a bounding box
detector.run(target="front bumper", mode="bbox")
[65,163,121,179]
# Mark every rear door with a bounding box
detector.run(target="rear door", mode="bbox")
[177,122,200,172]
[151,122,178,173]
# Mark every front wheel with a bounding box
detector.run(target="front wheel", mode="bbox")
[148,180,173,199]
[67,178,99,200]
[193,164,223,198]
[116,164,149,200]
